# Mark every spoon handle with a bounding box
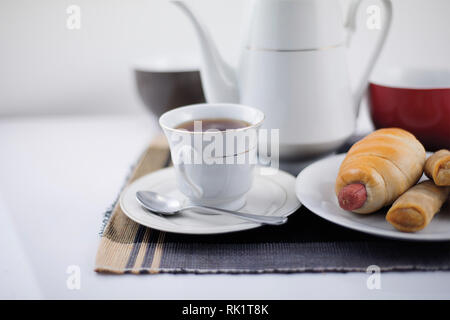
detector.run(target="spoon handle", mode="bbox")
[184,205,287,225]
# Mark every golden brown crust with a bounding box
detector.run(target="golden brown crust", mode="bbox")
[386,180,450,232]
[424,149,450,186]
[335,128,426,214]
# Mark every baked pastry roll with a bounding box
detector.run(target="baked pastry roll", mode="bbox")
[424,149,450,186]
[336,128,426,214]
[386,180,449,232]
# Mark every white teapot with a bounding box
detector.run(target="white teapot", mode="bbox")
[173,0,392,159]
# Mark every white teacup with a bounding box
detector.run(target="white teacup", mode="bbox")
[159,103,264,210]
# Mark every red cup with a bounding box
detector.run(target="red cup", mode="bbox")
[369,69,450,151]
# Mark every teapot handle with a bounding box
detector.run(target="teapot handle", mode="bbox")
[345,0,393,117]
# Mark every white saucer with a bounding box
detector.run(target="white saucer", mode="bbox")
[120,167,301,234]
[295,153,450,241]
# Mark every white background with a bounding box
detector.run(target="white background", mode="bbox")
[1,0,450,300]
[1,0,450,116]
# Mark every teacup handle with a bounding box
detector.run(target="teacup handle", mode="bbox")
[176,145,204,199]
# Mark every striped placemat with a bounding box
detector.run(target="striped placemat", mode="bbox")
[95,135,170,274]
[95,136,450,274]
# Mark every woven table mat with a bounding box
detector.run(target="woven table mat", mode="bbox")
[95,136,450,274]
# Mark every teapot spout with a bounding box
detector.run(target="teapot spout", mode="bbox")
[172,1,239,102]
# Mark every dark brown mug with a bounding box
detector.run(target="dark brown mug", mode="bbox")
[133,58,205,117]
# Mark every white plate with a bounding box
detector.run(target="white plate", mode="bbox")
[120,167,301,234]
[295,153,450,241]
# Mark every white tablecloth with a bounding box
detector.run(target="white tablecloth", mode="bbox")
[0,114,449,299]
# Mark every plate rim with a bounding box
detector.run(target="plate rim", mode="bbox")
[120,166,301,235]
[295,153,450,242]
